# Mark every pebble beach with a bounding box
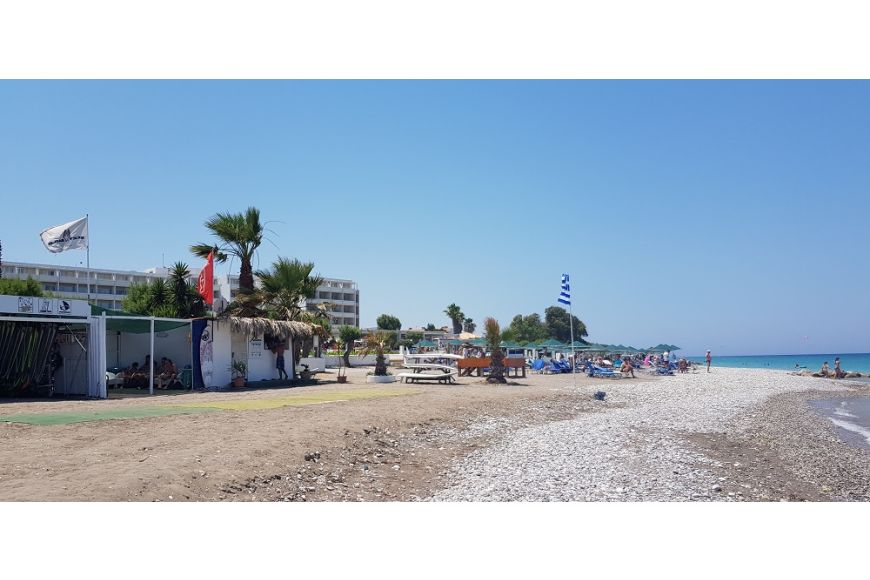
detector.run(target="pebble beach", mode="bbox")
[430,368,870,501]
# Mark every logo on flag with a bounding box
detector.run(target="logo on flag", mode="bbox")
[40,217,88,253]
[197,251,214,305]
[558,273,570,306]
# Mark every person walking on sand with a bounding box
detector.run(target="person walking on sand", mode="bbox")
[705,350,712,373]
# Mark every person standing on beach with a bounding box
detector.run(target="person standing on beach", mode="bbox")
[272,342,288,380]
[705,350,712,373]
[834,357,846,379]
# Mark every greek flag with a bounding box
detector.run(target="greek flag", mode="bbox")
[558,273,570,305]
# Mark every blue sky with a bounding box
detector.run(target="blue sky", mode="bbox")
[1,81,869,355]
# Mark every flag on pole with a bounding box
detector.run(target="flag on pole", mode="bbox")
[197,251,214,305]
[558,273,570,305]
[40,216,88,253]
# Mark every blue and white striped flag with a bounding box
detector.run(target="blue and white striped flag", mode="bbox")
[558,273,570,305]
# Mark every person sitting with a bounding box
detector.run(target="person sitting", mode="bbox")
[678,358,688,373]
[818,361,831,378]
[620,358,635,378]
[121,362,141,387]
[156,358,178,390]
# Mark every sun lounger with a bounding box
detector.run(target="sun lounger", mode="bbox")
[531,360,546,373]
[591,365,624,378]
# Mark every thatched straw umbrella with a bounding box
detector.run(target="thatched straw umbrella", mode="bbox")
[223,316,313,340]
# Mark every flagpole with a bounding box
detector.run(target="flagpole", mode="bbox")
[86,213,91,302]
[568,301,576,388]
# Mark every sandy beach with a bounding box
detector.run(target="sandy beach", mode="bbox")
[1,366,868,502]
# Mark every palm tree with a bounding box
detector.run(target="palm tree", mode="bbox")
[484,317,506,383]
[167,262,205,318]
[255,257,325,378]
[190,207,264,294]
[255,258,323,321]
[339,325,362,368]
[299,301,332,358]
[463,318,476,334]
[360,331,391,376]
[444,303,465,335]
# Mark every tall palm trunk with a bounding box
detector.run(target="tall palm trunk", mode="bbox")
[451,317,462,334]
[488,348,507,383]
[238,259,255,293]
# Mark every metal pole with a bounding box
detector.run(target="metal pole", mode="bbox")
[149,318,155,395]
[568,303,576,388]
[86,213,91,302]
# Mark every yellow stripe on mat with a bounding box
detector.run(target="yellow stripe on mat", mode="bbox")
[174,388,419,411]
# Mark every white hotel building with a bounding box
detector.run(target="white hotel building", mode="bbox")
[1,260,360,330]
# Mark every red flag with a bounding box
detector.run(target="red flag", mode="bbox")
[197,251,214,305]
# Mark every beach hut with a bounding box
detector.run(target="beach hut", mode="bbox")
[207,316,312,388]
[0,295,101,398]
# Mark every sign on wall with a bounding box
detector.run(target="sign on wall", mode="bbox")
[249,338,263,358]
[0,295,88,317]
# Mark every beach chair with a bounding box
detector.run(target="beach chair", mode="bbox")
[531,359,547,374]
[591,365,624,379]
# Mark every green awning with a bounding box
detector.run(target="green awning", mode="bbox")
[91,305,192,334]
[415,339,437,348]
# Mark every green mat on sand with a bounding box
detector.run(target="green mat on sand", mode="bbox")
[0,406,218,426]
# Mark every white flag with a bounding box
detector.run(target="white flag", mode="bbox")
[40,216,89,253]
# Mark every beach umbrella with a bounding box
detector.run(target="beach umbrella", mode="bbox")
[538,339,565,349]
[568,341,590,349]
[415,339,437,348]
[469,338,487,347]
[500,340,521,349]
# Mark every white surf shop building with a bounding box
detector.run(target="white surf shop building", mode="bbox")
[0,295,311,399]
[0,295,103,398]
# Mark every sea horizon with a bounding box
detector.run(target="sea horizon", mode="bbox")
[685,352,870,374]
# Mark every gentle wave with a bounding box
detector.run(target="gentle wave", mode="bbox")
[833,407,859,419]
[828,418,870,446]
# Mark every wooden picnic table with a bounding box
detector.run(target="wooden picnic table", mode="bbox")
[456,358,526,378]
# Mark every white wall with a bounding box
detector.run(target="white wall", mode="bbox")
[56,339,88,396]
[324,355,381,367]
[211,322,233,387]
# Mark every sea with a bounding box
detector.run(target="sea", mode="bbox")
[683,352,870,450]
[685,353,870,375]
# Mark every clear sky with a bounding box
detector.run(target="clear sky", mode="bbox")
[1,81,869,356]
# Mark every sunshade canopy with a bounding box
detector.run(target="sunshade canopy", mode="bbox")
[91,305,191,334]
[415,339,437,347]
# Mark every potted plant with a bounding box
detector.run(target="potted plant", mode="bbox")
[362,331,396,384]
[231,360,248,388]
